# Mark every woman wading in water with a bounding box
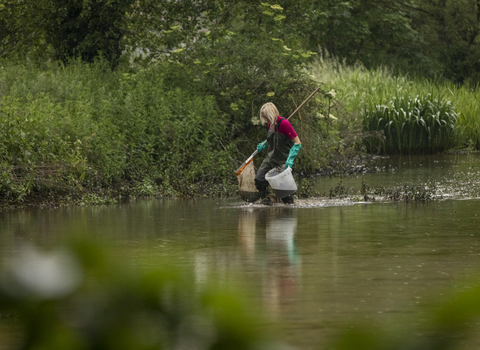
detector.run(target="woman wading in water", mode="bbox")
[255,102,302,205]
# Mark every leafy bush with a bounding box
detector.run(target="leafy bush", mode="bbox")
[0,243,274,350]
[0,60,233,203]
[151,6,319,154]
[0,95,90,201]
[0,0,333,206]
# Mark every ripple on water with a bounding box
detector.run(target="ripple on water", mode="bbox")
[228,197,360,209]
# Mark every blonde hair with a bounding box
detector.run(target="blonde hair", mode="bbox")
[259,102,279,126]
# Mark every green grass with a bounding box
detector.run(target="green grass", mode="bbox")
[309,56,480,152]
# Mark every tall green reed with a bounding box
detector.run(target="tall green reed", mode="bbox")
[308,56,480,151]
[362,94,458,154]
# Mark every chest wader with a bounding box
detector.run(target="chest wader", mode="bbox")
[255,117,294,201]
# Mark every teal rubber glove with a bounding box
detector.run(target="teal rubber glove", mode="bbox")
[285,143,302,169]
[257,140,269,153]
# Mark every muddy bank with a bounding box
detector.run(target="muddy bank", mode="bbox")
[8,152,475,211]
[1,154,379,211]
[0,180,238,211]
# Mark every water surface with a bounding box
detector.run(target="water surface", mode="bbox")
[2,154,480,349]
[314,153,480,199]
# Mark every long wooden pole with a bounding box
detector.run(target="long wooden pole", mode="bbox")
[287,85,322,121]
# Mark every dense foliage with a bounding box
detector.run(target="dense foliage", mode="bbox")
[305,0,480,85]
[0,54,476,207]
[1,0,480,206]
[0,61,234,203]
[0,59,354,205]
[2,0,480,84]
[0,243,272,349]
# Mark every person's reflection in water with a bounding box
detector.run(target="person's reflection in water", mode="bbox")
[238,208,300,317]
[238,209,259,264]
[264,208,300,316]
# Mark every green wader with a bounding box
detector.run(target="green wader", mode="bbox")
[255,117,294,203]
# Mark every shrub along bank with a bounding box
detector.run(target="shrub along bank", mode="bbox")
[2,59,360,208]
[5,55,477,209]
[0,60,236,207]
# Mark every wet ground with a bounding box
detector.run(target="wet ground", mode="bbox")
[238,153,480,208]
[313,153,480,200]
[2,153,480,349]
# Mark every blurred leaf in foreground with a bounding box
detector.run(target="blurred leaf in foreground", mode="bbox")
[0,242,280,350]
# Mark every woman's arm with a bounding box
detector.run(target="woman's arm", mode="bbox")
[292,136,301,145]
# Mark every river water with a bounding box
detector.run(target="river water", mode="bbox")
[1,154,480,349]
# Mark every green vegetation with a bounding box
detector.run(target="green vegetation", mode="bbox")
[4,56,480,206]
[1,1,334,207]
[362,94,458,154]
[0,242,272,349]
[4,1,480,85]
[310,58,480,152]
[333,279,480,350]
[0,60,236,204]
[2,1,480,206]
[0,58,355,206]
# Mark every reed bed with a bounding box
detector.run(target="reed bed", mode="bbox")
[309,57,480,152]
[362,94,458,154]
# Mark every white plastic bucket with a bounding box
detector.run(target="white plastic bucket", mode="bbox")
[265,166,297,198]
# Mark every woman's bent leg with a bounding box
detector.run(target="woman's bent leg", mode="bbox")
[255,160,272,201]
